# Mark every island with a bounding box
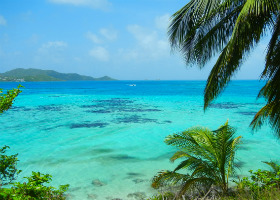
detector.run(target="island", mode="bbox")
[0,68,116,82]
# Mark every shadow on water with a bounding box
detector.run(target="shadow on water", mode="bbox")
[126,172,143,177]
[236,111,256,116]
[70,122,109,129]
[88,148,115,154]
[208,102,243,109]
[24,157,70,166]
[10,104,67,112]
[147,151,177,161]
[10,106,33,111]
[37,105,64,111]
[113,115,158,124]
[81,98,162,114]
[239,146,251,151]
[85,109,112,113]
[94,154,141,164]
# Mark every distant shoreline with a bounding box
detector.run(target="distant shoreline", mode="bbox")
[0,68,116,82]
[0,79,263,83]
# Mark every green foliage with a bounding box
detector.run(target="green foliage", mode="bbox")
[222,188,280,200]
[236,162,280,193]
[169,0,280,135]
[0,172,69,200]
[0,146,21,186]
[0,85,22,114]
[0,86,23,187]
[152,121,242,197]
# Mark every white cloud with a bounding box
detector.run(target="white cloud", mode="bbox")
[125,24,169,60]
[100,28,118,40]
[155,14,170,30]
[86,28,117,43]
[0,15,7,26]
[86,32,102,43]
[41,41,68,49]
[36,41,68,63]
[117,48,138,61]
[48,0,111,10]
[89,46,109,61]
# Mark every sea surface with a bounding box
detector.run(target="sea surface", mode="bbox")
[0,80,280,200]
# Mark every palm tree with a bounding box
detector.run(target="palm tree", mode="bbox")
[169,0,280,135]
[152,121,241,197]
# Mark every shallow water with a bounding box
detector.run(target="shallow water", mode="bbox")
[0,80,279,200]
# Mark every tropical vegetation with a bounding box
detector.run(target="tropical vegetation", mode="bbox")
[235,161,280,198]
[0,85,22,115]
[168,0,280,135]
[151,121,242,198]
[0,86,69,199]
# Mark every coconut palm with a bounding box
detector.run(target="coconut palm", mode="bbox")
[152,122,242,197]
[169,0,280,135]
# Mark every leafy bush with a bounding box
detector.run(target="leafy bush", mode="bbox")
[236,161,280,192]
[0,146,21,186]
[0,85,22,114]
[0,172,69,200]
[221,188,280,200]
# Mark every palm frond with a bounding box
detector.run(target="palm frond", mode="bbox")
[169,0,223,48]
[151,170,189,189]
[250,100,280,136]
[178,177,213,197]
[263,161,280,173]
[165,127,217,163]
[173,156,214,174]
[250,14,280,135]
[203,0,277,109]
[170,151,190,162]
[154,122,241,195]
[262,14,280,81]
[191,5,244,67]
[169,0,245,67]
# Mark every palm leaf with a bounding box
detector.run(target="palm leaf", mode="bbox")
[170,151,190,162]
[169,0,245,67]
[250,100,280,135]
[263,161,280,173]
[203,0,277,108]
[151,170,190,189]
[178,177,213,196]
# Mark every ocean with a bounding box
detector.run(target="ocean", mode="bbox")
[0,80,279,199]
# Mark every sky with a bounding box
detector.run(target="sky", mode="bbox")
[0,0,270,80]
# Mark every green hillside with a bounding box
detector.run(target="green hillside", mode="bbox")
[0,68,116,82]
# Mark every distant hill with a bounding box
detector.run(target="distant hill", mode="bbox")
[0,68,116,82]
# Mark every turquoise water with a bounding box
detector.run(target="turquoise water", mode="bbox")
[0,81,279,199]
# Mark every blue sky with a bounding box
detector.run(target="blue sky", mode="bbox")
[0,0,269,80]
